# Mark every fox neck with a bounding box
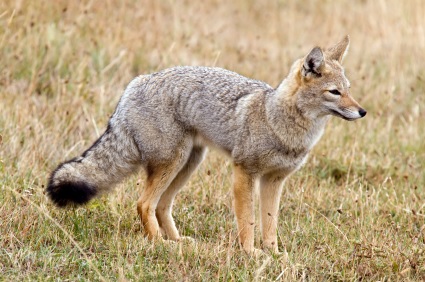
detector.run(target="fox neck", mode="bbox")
[266,62,329,150]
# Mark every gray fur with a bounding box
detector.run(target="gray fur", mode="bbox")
[47,37,366,253]
[48,65,334,203]
[115,66,312,174]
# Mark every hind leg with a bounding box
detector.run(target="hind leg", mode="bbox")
[156,146,206,241]
[137,148,191,240]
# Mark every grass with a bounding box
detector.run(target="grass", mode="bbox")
[1,0,425,280]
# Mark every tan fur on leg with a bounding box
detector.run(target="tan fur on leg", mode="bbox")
[137,161,186,240]
[260,173,285,253]
[156,147,206,241]
[233,164,258,253]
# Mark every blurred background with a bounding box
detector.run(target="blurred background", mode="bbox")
[2,0,424,174]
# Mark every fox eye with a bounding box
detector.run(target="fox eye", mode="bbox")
[329,89,341,95]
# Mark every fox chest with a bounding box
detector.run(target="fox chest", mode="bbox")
[234,144,310,175]
[261,146,310,174]
[259,124,326,174]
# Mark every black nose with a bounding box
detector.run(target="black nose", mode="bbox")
[359,108,367,117]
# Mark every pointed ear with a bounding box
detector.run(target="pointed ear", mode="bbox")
[327,35,350,63]
[302,47,324,78]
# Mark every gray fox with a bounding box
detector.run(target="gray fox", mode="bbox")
[47,36,366,254]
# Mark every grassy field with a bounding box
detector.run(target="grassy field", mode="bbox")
[1,0,425,280]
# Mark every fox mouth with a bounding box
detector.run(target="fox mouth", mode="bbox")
[329,109,356,121]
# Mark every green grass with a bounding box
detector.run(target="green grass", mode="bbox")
[1,0,425,280]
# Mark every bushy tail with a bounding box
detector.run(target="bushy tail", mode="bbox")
[47,122,141,207]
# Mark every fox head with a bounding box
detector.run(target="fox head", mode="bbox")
[293,36,366,121]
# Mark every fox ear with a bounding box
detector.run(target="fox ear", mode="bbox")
[302,47,324,78]
[327,35,350,63]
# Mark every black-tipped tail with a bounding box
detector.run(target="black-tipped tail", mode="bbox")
[46,123,141,207]
[46,180,97,207]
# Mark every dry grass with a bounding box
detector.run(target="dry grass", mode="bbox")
[1,0,425,280]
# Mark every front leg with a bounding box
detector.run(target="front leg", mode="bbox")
[233,164,257,253]
[259,173,285,253]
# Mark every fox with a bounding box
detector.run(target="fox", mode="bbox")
[47,36,366,254]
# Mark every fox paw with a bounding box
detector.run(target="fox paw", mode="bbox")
[262,242,280,255]
[243,247,267,258]
[178,236,195,243]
